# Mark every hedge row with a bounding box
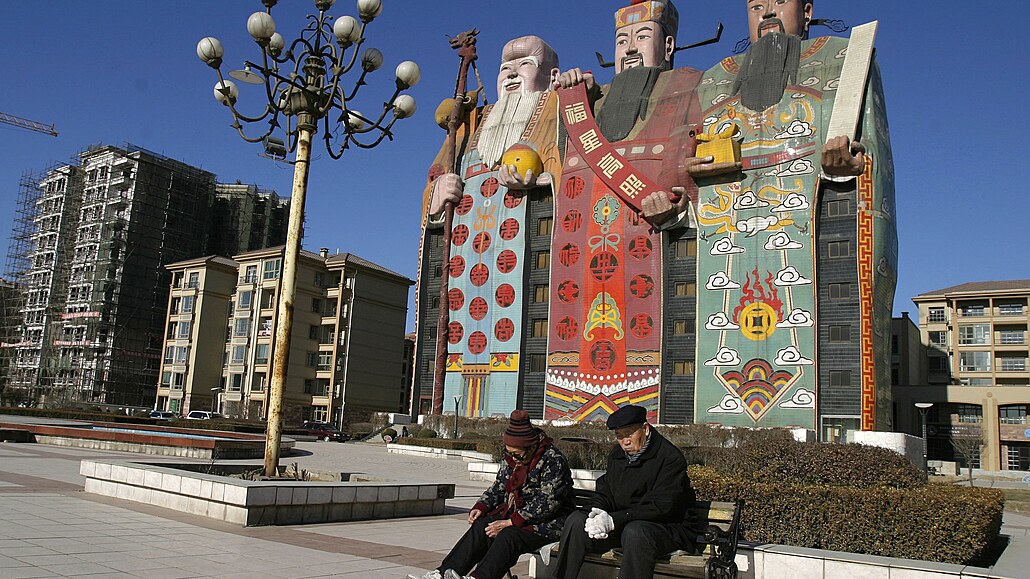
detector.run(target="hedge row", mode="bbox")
[391,437,494,453]
[690,465,1004,565]
[699,440,926,489]
[0,406,266,433]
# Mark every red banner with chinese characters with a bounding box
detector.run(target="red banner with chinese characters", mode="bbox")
[557,83,666,213]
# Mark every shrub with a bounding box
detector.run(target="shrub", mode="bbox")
[700,439,924,489]
[392,437,488,452]
[690,466,1004,565]
[416,428,438,439]
[553,439,612,470]
[381,427,397,441]
[348,422,374,440]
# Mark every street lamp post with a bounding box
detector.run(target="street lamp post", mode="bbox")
[915,402,934,478]
[197,0,419,477]
[453,395,463,439]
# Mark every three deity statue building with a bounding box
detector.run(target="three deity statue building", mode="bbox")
[414,0,896,431]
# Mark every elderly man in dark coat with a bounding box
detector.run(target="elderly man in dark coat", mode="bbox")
[555,405,696,579]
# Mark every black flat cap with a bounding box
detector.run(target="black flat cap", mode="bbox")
[606,405,647,429]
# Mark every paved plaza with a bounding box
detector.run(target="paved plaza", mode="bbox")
[1,418,1028,578]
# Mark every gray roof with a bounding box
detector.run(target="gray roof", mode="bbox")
[326,252,412,284]
[916,280,1030,298]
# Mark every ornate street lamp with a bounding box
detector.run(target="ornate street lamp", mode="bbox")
[197,0,419,477]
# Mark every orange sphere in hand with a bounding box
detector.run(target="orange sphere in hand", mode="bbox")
[500,144,543,177]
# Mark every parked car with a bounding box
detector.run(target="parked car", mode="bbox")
[298,421,349,442]
[185,410,224,420]
[149,411,177,420]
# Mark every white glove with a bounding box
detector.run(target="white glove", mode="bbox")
[585,508,614,539]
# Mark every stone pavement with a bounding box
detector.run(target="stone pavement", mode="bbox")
[2,424,1029,578]
[0,438,504,579]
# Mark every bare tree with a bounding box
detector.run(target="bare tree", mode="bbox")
[950,426,985,486]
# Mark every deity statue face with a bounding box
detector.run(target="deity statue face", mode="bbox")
[496,35,559,96]
[614,21,675,73]
[746,0,813,42]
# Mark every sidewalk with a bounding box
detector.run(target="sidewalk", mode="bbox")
[2,427,1028,578]
[0,437,501,578]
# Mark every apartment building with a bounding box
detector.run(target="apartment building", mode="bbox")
[3,144,287,407]
[155,247,413,427]
[897,281,1030,471]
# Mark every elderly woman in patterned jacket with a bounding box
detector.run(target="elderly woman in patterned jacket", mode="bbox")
[408,410,575,579]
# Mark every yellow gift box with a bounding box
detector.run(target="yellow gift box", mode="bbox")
[696,125,741,165]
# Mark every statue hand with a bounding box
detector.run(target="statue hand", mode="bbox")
[429,172,463,216]
[683,156,742,178]
[553,68,595,91]
[498,165,551,190]
[641,187,688,228]
[821,136,866,177]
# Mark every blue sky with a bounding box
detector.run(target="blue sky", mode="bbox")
[2,1,1028,331]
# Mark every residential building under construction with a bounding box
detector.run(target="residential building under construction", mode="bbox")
[1,144,289,407]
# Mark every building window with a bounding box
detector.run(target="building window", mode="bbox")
[829,325,852,343]
[961,304,986,317]
[674,282,696,297]
[927,307,946,323]
[434,265,442,277]
[955,404,983,423]
[304,379,315,394]
[263,258,282,280]
[161,371,172,386]
[532,319,548,338]
[672,360,694,375]
[959,351,991,372]
[230,345,246,364]
[181,295,194,313]
[827,240,851,258]
[312,298,323,314]
[891,335,899,354]
[233,318,250,337]
[309,324,320,340]
[673,319,693,335]
[243,265,258,283]
[891,368,899,386]
[534,285,549,303]
[314,272,326,288]
[928,356,949,373]
[998,303,1025,316]
[535,251,550,269]
[928,331,947,347]
[829,370,851,387]
[252,374,266,391]
[538,217,553,236]
[177,321,192,339]
[228,374,243,392]
[528,354,547,373]
[306,352,318,367]
[254,344,269,365]
[238,290,253,310]
[828,282,852,300]
[1000,405,1027,425]
[999,329,1025,345]
[674,239,697,258]
[958,324,991,345]
[187,272,199,288]
[317,352,332,372]
[826,199,851,217]
[999,357,1027,372]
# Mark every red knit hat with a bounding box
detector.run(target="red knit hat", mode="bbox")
[503,410,540,447]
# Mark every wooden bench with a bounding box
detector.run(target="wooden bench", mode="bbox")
[528,489,743,579]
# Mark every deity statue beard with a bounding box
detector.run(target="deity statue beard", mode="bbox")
[596,65,663,143]
[732,27,802,111]
[478,90,544,168]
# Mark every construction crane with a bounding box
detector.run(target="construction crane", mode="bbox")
[0,112,57,137]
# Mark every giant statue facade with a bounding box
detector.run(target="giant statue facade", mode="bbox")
[413,0,896,433]
[545,0,702,422]
[417,36,561,417]
[691,0,896,430]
